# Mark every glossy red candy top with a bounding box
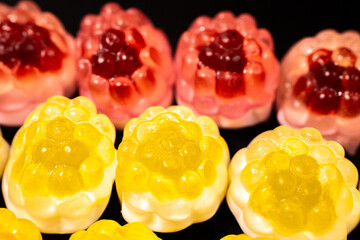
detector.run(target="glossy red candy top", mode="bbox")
[0,1,76,127]
[76,3,174,129]
[277,30,360,154]
[91,28,142,79]
[175,12,279,128]
[198,30,247,98]
[293,48,360,117]
[0,20,64,73]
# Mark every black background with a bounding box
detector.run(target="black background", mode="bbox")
[1,0,360,239]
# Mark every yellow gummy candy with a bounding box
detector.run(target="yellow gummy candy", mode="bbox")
[0,129,9,177]
[221,234,278,240]
[2,96,116,234]
[69,219,161,240]
[228,126,360,239]
[117,106,227,201]
[116,106,229,232]
[0,208,42,240]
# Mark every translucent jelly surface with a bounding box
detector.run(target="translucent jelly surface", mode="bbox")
[293,48,360,116]
[9,97,115,199]
[77,2,174,126]
[91,28,143,79]
[0,20,64,73]
[0,208,42,240]
[0,131,9,177]
[241,127,356,236]
[221,234,277,240]
[11,117,114,198]
[70,220,160,240]
[198,30,247,98]
[117,111,224,201]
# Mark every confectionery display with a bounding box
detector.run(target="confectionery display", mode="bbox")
[0,1,76,126]
[76,2,174,129]
[0,128,9,177]
[0,207,42,240]
[116,106,229,232]
[175,11,279,128]
[277,30,360,154]
[227,126,360,239]
[1,96,116,234]
[221,234,277,240]
[0,1,360,240]
[69,219,161,240]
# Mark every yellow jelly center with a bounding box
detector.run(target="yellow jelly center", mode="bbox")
[11,116,114,198]
[118,112,222,201]
[245,133,352,236]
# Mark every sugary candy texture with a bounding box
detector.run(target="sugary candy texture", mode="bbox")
[2,96,116,234]
[175,11,279,128]
[116,106,229,232]
[0,208,42,240]
[0,128,9,177]
[277,30,360,154]
[76,3,174,129]
[70,219,161,240]
[221,234,278,240]
[227,126,360,240]
[0,1,76,126]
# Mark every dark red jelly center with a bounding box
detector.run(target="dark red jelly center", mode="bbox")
[91,28,143,79]
[0,20,64,72]
[198,29,247,98]
[293,48,360,117]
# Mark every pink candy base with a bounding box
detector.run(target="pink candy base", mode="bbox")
[80,88,174,129]
[277,109,360,155]
[177,97,273,129]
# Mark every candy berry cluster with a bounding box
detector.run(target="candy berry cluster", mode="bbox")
[91,28,143,79]
[198,29,247,98]
[76,3,173,128]
[0,1,76,127]
[116,106,229,232]
[175,12,279,128]
[293,48,360,117]
[2,96,117,233]
[118,111,223,201]
[228,126,360,239]
[0,20,64,73]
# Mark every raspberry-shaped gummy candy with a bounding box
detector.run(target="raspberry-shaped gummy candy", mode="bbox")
[70,219,161,240]
[116,106,229,232]
[277,30,360,154]
[221,234,278,240]
[227,126,360,239]
[2,96,116,234]
[0,208,42,240]
[0,128,9,177]
[76,3,174,129]
[175,11,279,128]
[0,1,76,126]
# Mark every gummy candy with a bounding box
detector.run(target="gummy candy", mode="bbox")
[277,29,360,154]
[1,208,42,239]
[2,96,116,234]
[76,2,174,129]
[175,11,279,128]
[227,126,360,240]
[0,1,76,126]
[0,128,9,177]
[0,208,42,240]
[69,219,161,240]
[116,106,229,232]
[221,234,278,240]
